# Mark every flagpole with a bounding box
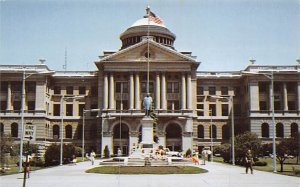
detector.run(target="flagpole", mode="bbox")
[146,6,150,94]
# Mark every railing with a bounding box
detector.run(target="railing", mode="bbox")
[250,110,299,115]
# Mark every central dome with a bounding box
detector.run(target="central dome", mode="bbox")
[120,8,176,49]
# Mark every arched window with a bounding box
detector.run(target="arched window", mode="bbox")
[11,123,18,137]
[261,123,269,138]
[53,125,60,139]
[77,124,82,139]
[209,125,217,139]
[276,123,284,138]
[65,125,72,139]
[0,123,4,134]
[197,125,204,138]
[291,123,298,138]
[222,125,230,139]
[113,123,129,139]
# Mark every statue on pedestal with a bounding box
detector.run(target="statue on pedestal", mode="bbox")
[143,93,153,116]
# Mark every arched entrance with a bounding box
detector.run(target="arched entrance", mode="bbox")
[165,123,182,151]
[113,123,129,156]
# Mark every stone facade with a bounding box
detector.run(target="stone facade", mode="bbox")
[0,10,299,156]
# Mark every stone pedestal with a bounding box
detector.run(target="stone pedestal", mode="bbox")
[140,116,155,155]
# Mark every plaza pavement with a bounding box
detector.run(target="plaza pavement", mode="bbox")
[1,159,299,187]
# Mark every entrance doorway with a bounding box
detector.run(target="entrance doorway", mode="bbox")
[166,123,182,151]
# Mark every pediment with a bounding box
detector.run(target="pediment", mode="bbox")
[99,41,196,63]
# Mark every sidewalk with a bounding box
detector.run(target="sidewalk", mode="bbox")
[0,160,299,187]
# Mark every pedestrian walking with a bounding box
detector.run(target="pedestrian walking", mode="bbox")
[245,149,254,174]
[90,150,96,165]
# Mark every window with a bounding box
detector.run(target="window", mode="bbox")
[26,82,36,93]
[1,101,7,111]
[65,125,72,139]
[116,82,129,93]
[53,125,59,139]
[77,124,82,139]
[90,104,98,116]
[141,82,153,93]
[167,82,179,93]
[222,104,228,116]
[261,123,269,138]
[91,86,97,96]
[54,86,61,94]
[259,101,267,110]
[13,101,21,112]
[66,86,73,95]
[11,123,18,137]
[221,87,228,95]
[197,125,204,138]
[286,82,296,93]
[291,123,298,138]
[53,104,60,116]
[1,82,8,92]
[197,86,204,95]
[79,86,85,95]
[234,87,240,96]
[259,82,268,93]
[0,123,4,134]
[78,104,85,116]
[209,87,216,95]
[222,125,229,139]
[288,101,296,110]
[12,82,22,92]
[274,82,281,93]
[197,104,204,116]
[274,101,281,110]
[209,125,217,139]
[66,104,73,116]
[27,101,35,111]
[276,123,284,138]
[209,104,216,116]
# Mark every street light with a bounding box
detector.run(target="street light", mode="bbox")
[60,95,85,166]
[211,95,235,165]
[196,108,213,162]
[18,69,54,173]
[242,70,276,172]
[82,108,102,161]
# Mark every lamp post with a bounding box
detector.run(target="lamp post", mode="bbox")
[18,69,54,173]
[82,108,101,161]
[60,95,84,166]
[242,70,276,172]
[211,95,235,165]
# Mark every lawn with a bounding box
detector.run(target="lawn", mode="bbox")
[86,166,208,175]
[211,156,300,177]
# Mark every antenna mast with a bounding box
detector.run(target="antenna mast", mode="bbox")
[63,47,68,71]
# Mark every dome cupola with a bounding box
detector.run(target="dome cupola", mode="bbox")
[120,7,176,49]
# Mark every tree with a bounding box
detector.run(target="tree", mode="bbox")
[234,131,261,164]
[276,138,297,172]
[44,144,76,166]
[0,134,13,169]
[214,143,231,162]
[103,145,110,158]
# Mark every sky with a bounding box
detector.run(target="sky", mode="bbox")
[1,0,300,72]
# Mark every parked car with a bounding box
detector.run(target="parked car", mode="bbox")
[164,148,180,157]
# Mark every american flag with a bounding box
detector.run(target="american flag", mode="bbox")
[149,11,164,25]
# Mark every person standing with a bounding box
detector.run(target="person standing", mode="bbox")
[90,150,96,165]
[245,149,254,174]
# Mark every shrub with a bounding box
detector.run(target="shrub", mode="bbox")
[44,144,76,166]
[254,161,267,166]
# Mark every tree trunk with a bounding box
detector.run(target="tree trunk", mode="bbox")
[280,161,283,172]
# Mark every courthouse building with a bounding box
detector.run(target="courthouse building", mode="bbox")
[0,9,299,156]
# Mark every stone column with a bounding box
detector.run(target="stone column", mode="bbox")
[7,82,13,110]
[283,83,288,111]
[35,81,46,111]
[101,119,112,157]
[129,73,134,110]
[135,73,140,110]
[161,73,167,110]
[109,73,115,110]
[155,73,160,109]
[103,73,108,110]
[186,74,192,109]
[249,81,259,111]
[158,131,166,147]
[129,132,139,154]
[181,73,186,110]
